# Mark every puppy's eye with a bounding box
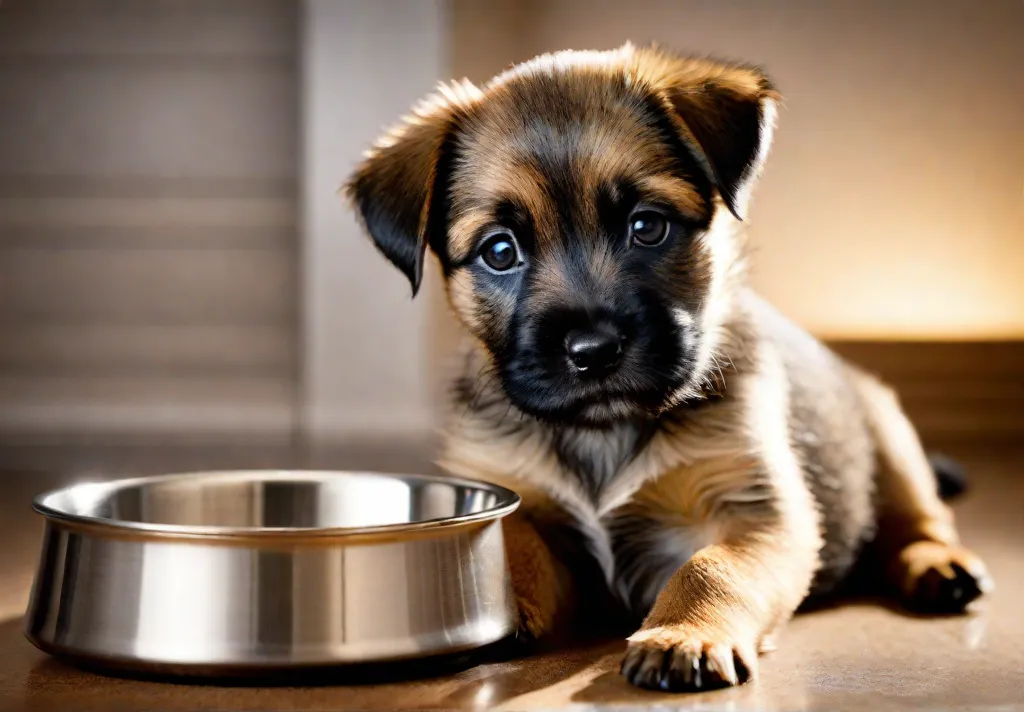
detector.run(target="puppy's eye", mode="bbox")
[629,211,669,247]
[479,231,521,272]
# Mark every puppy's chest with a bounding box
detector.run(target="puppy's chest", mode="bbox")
[553,428,720,614]
[552,424,653,504]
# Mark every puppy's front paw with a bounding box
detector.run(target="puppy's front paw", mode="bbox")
[620,626,757,692]
[895,541,993,614]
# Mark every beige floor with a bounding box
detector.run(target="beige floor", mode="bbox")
[0,445,1021,711]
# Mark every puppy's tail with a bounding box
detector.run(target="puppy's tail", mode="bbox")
[928,452,968,501]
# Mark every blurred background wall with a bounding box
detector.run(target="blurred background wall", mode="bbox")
[0,0,1020,470]
[0,0,301,444]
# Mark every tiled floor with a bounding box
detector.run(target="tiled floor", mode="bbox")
[0,444,1021,711]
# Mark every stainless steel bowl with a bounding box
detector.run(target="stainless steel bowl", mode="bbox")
[24,470,520,675]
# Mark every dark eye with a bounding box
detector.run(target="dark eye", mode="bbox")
[629,211,670,247]
[479,231,520,272]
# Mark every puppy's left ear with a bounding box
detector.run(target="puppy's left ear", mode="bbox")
[638,50,780,220]
[343,81,479,296]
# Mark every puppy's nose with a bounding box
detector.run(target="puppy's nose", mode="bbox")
[565,326,623,375]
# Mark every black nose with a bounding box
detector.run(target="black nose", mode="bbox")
[565,326,623,374]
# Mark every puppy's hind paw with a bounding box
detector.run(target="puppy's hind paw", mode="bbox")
[895,541,993,614]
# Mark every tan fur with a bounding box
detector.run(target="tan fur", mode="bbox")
[346,42,991,693]
[447,212,493,263]
[635,174,706,218]
[449,160,551,261]
[445,271,484,337]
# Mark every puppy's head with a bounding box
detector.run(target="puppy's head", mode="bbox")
[346,43,778,425]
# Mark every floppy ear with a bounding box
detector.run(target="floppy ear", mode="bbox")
[343,81,480,296]
[635,48,780,220]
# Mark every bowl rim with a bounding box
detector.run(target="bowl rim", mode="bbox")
[31,469,521,541]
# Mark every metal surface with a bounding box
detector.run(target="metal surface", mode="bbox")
[24,471,520,674]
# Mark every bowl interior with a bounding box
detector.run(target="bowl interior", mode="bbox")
[38,471,514,531]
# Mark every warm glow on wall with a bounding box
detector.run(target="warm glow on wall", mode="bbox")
[747,115,1023,342]
[760,274,1024,342]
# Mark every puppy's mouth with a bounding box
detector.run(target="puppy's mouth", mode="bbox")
[517,395,652,427]
[496,367,681,426]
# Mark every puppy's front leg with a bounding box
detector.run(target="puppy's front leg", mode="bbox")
[621,459,821,692]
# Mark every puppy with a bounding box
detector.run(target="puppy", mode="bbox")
[345,43,992,692]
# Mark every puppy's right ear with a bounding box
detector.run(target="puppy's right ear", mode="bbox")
[343,81,480,297]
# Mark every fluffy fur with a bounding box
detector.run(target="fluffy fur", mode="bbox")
[345,43,992,693]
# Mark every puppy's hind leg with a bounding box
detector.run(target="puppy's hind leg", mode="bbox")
[850,368,993,613]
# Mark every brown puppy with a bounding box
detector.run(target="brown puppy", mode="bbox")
[345,43,992,692]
